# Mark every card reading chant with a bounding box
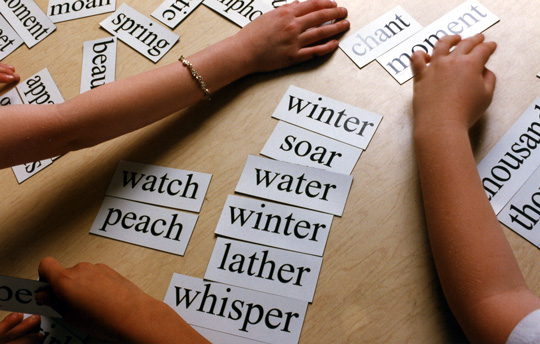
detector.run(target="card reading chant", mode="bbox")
[164,273,308,344]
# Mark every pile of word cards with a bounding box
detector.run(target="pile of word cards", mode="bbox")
[160,85,382,342]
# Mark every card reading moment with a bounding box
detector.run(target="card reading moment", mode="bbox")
[377,0,499,84]
[236,155,353,216]
[47,0,116,23]
[215,195,332,256]
[0,14,23,60]
[0,0,55,48]
[164,273,308,344]
[339,6,422,69]
[261,121,362,174]
[272,85,382,150]
[477,98,540,214]
[100,3,179,63]
[81,37,117,93]
[107,160,212,213]
[90,197,197,256]
[203,0,273,28]
[152,0,203,29]
[0,276,60,318]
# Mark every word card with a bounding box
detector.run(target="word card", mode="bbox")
[100,3,179,62]
[340,6,422,69]
[203,0,273,28]
[205,238,323,302]
[0,0,56,48]
[477,98,540,214]
[25,316,86,344]
[90,197,197,256]
[164,273,308,343]
[215,195,332,256]
[0,14,24,60]
[271,85,382,150]
[498,165,540,248]
[47,0,116,23]
[80,37,117,93]
[106,160,212,213]
[378,0,499,84]
[236,155,353,216]
[152,0,203,29]
[192,325,266,344]
[261,121,362,174]
[0,88,23,106]
[0,276,60,318]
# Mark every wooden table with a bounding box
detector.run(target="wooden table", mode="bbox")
[1,0,539,342]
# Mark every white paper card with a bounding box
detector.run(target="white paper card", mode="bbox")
[0,0,55,48]
[261,121,362,174]
[106,160,212,213]
[203,0,273,28]
[0,88,23,106]
[0,276,60,317]
[236,155,353,216]
[47,0,116,23]
[498,165,540,248]
[0,14,24,60]
[193,326,266,344]
[25,316,86,343]
[90,197,197,255]
[377,0,499,84]
[215,195,332,256]
[339,6,422,69]
[80,37,117,93]
[11,159,54,183]
[100,3,179,62]
[271,85,382,150]
[477,98,540,214]
[152,0,202,29]
[164,273,308,344]
[205,238,322,302]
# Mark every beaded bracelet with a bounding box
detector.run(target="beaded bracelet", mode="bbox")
[179,55,211,100]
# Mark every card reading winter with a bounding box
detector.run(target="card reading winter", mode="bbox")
[215,195,332,256]
[164,273,308,344]
[90,197,197,256]
[80,37,117,93]
[0,0,55,48]
[477,98,540,214]
[0,14,24,60]
[106,160,212,213]
[340,6,422,69]
[203,0,273,28]
[47,0,116,23]
[235,155,353,216]
[0,276,60,318]
[100,3,179,62]
[271,85,382,150]
[152,0,202,29]
[377,0,499,84]
[261,121,362,174]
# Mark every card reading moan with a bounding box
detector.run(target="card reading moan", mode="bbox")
[152,0,202,29]
[164,273,308,343]
[340,6,422,69]
[215,195,332,256]
[106,160,212,213]
[47,0,116,23]
[100,3,179,62]
[271,85,382,150]
[0,14,24,60]
[261,121,362,174]
[477,98,540,214]
[378,0,499,84]
[203,0,273,28]
[0,276,60,318]
[0,0,55,48]
[235,155,352,216]
[81,37,117,93]
[90,197,197,255]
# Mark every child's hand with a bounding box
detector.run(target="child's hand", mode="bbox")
[411,34,497,133]
[0,63,19,84]
[235,0,349,73]
[0,313,42,344]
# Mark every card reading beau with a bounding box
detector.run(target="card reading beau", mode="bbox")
[107,160,211,213]
[272,85,382,150]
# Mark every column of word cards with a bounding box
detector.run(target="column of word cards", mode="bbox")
[89,160,211,256]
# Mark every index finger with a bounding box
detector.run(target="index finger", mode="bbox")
[38,257,64,283]
[292,0,338,17]
[469,40,497,67]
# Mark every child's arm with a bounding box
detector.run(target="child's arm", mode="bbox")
[36,257,209,344]
[0,313,42,343]
[411,34,540,343]
[0,0,349,169]
[0,63,19,84]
